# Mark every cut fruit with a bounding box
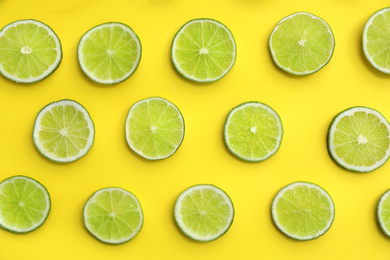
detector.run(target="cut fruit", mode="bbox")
[174,184,234,242]
[83,187,143,244]
[377,189,390,237]
[269,12,335,75]
[223,101,283,162]
[363,7,390,74]
[171,18,236,83]
[78,22,141,84]
[0,175,51,233]
[327,106,390,172]
[0,19,62,83]
[271,181,335,241]
[125,97,185,160]
[33,99,95,163]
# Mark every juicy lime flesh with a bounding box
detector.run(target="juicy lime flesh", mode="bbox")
[127,99,184,159]
[379,192,390,234]
[0,22,59,80]
[226,104,281,160]
[177,187,232,239]
[173,20,235,81]
[38,105,90,159]
[84,189,142,242]
[274,184,333,238]
[271,13,333,73]
[0,177,49,231]
[80,25,139,81]
[333,111,390,167]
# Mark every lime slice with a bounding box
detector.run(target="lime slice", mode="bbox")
[377,189,390,237]
[223,101,283,162]
[125,97,185,160]
[271,181,335,241]
[327,106,390,173]
[174,184,234,242]
[269,12,335,75]
[363,7,390,74]
[0,175,51,233]
[78,22,142,84]
[33,99,95,163]
[83,187,143,244]
[171,18,236,83]
[0,19,62,83]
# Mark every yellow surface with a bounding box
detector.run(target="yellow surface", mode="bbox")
[1,0,390,259]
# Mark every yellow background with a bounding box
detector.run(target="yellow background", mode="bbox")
[1,0,390,259]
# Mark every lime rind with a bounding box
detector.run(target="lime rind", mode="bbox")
[269,12,335,76]
[362,7,390,74]
[271,181,335,241]
[173,184,235,242]
[77,22,142,85]
[223,101,283,162]
[32,99,95,163]
[0,175,51,234]
[0,19,62,83]
[327,106,390,173]
[171,18,237,83]
[377,189,390,237]
[83,187,144,245]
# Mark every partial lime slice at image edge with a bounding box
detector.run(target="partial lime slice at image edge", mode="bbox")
[174,184,235,242]
[78,22,142,85]
[0,19,62,83]
[0,175,51,234]
[171,18,237,83]
[223,101,283,162]
[83,187,144,245]
[269,12,335,76]
[33,99,95,163]
[377,189,390,237]
[125,97,185,160]
[327,106,390,173]
[271,181,335,241]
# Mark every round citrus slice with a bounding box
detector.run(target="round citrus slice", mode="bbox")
[271,181,335,241]
[0,175,51,233]
[363,7,390,74]
[0,19,62,83]
[269,12,335,75]
[377,188,390,237]
[125,97,185,160]
[174,184,234,242]
[223,101,283,162]
[327,106,390,172]
[33,99,95,163]
[78,22,142,84]
[171,18,236,83]
[83,187,143,244]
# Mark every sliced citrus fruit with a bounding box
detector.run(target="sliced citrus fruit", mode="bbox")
[0,19,62,83]
[174,184,234,242]
[33,99,95,163]
[269,12,335,75]
[377,188,390,237]
[327,106,390,172]
[78,22,141,84]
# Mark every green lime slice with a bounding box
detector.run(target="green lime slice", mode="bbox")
[327,106,390,173]
[0,175,51,233]
[171,18,236,83]
[78,22,142,84]
[223,101,283,162]
[363,7,390,74]
[83,187,143,244]
[0,19,62,83]
[271,181,335,241]
[125,97,185,160]
[33,99,95,163]
[174,184,234,242]
[377,189,390,237]
[269,12,335,75]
